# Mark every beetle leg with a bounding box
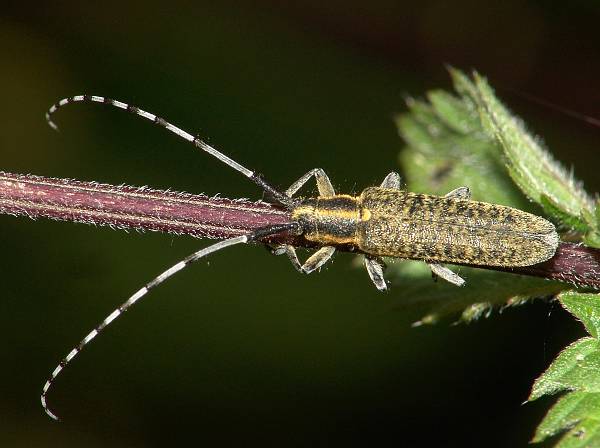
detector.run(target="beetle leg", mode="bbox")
[271,244,336,275]
[301,246,336,273]
[364,256,388,291]
[286,168,335,198]
[284,245,303,271]
[427,263,465,286]
[380,172,402,190]
[267,245,286,256]
[269,244,304,272]
[444,186,471,200]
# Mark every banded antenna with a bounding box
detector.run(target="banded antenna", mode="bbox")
[46,95,292,206]
[42,95,301,420]
[41,222,299,420]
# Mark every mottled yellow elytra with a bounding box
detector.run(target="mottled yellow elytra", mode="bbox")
[292,188,558,267]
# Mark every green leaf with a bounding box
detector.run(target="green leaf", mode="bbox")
[390,262,565,326]
[531,392,600,444]
[394,69,572,321]
[583,231,600,249]
[529,337,600,400]
[583,200,600,248]
[560,291,600,339]
[394,68,600,323]
[540,194,590,233]
[396,93,530,210]
[394,67,600,448]
[529,291,600,445]
[448,68,595,226]
[426,89,476,134]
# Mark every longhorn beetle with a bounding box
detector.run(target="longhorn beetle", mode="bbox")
[41,95,559,420]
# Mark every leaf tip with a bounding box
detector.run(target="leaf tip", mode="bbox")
[412,314,439,327]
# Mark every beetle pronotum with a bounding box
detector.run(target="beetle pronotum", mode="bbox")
[41,95,559,420]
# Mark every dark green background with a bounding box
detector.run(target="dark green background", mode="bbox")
[2,1,599,446]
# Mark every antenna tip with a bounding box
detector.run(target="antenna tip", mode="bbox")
[41,393,61,421]
[46,117,60,133]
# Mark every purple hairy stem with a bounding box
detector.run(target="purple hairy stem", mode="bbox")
[486,242,600,290]
[0,171,297,245]
[0,171,598,290]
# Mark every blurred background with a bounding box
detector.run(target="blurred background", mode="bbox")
[1,1,599,446]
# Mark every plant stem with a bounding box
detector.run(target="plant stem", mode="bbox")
[0,171,295,244]
[0,171,598,289]
[469,243,600,290]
